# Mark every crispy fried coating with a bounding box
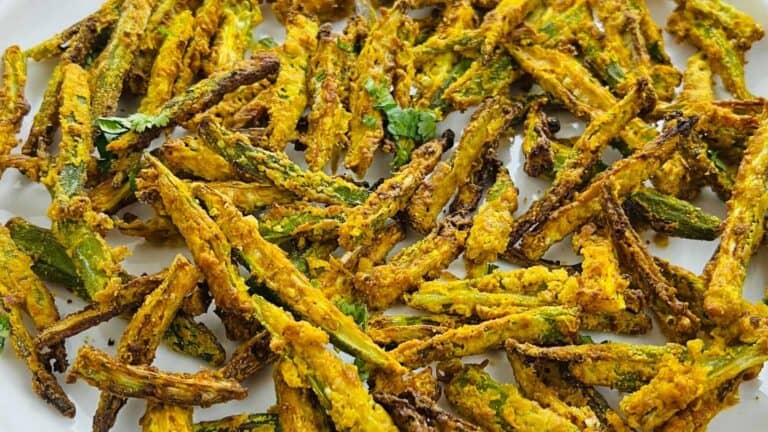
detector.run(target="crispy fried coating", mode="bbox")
[392,306,579,368]
[204,1,256,75]
[174,0,225,94]
[374,390,483,432]
[657,377,740,432]
[157,135,238,181]
[141,403,194,432]
[367,313,464,348]
[67,345,247,406]
[188,81,271,129]
[273,360,334,432]
[443,54,522,111]
[258,202,346,244]
[271,0,355,23]
[703,115,768,325]
[519,117,696,259]
[408,97,521,233]
[218,331,276,382]
[193,414,279,432]
[340,133,451,249]
[420,265,575,295]
[480,0,542,58]
[443,362,579,432]
[162,314,227,366]
[138,10,194,114]
[6,217,81,289]
[0,46,28,155]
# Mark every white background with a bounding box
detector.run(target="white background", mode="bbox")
[1,0,768,430]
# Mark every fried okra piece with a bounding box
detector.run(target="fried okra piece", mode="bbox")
[193,181,295,214]
[0,281,75,417]
[162,314,227,366]
[346,4,415,177]
[89,0,156,117]
[703,116,768,325]
[107,54,280,154]
[272,0,355,22]
[137,10,195,114]
[193,414,279,432]
[508,340,688,392]
[218,331,276,382]
[93,256,199,432]
[367,314,465,348]
[407,286,553,317]
[442,54,522,111]
[509,79,654,245]
[0,46,29,155]
[657,377,741,432]
[44,64,125,301]
[304,24,352,172]
[204,1,258,75]
[374,390,483,432]
[392,307,579,368]
[199,120,370,206]
[356,213,471,310]
[0,225,66,371]
[193,182,404,373]
[603,186,700,341]
[479,0,542,59]
[420,265,576,295]
[258,203,346,244]
[624,187,722,240]
[259,13,318,152]
[407,97,521,233]
[174,0,225,94]
[156,135,238,181]
[464,163,518,277]
[620,339,768,430]
[339,133,452,249]
[67,345,247,406]
[519,117,696,260]
[140,403,193,432]
[507,352,601,431]
[187,80,271,129]
[274,360,334,432]
[442,362,580,432]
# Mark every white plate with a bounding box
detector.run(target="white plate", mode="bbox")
[1,1,768,431]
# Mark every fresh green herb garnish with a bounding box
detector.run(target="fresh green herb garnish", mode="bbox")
[336,298,369,331]
[0,313,9,353]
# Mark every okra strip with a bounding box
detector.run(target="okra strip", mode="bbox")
[392,306,579,368]
[464,163,518,277]
[407,286,554,317]
[193,182,404,373]
[261,12,318,152]
[620,340,768,430]
[374,390,483,432]
[89,0,157,117]
[442,54,522,111]
[0,283,75,417]
[218,331,276,382]
[173,0,225,94]
[339,133,451,249]
[198,120,370,206]
[507,352,600,430]
[509,79,653,245]
[204,1,256,75]
[420,265,575,295]
[519,117,696,259]
[367,314,465,348]
[193,414,279,432]
[703,116,768,324]
[187,80,270,129]
[443,362,579,432]
[137,10,194,114]
[156,135,238,181]
[107,54,280,154]
[305,24,353,172]
[0,46,28,155]
[67,345,247,406]
[356,213,471,310]
[507,340,688,392]
[140,403,193,432]
[93,256,199,432]
[682,0,764,49]
[193,181,296,214]
[479,0,542,58]
[258,202,346,244]
[274,360,334,432]
[603,186,700,341]
[0,225,66,371]
[657,377,741,432]
[45,63,124,300]
[626,186,723,240]
[407,97,521,233]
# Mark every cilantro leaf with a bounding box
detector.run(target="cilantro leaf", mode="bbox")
[336,298,369,331]
[94,134,117,172]
[0,313,9,353]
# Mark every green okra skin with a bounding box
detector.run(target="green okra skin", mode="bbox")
[66,345,248,406]
[89,0,158,118]
[217,331,276,382]
[0,311,8,352]
[0,46,29,155]
[391,306,580,368]
[163,313,227,366]
[93,256,199,432]
[6,217,82,291]
[198,120,370,206]
[45,63,124,301]
[258,203,347,244]
[193,182,405,374]
[193,413,279,432]
[407,287,553,317]
[443,362,579,432]
[367,314,465,348]
[442,54,522,111]
[625,187,722,240]
[107,54,280,155]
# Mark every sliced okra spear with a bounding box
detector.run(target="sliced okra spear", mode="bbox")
[156,135,239,181]
[373,390,483,432]
[44,63,125,301]
[0,46,29,155]
[624,186,722,240]
[67,345,247,406]
[442,54,522,112]
[442,361,580,432]
[107,54,280,154]
[367,314,466,348]
[203,0,258,75]
[258,202,347,244]
[93,256,199,432]
[173,0,225,94]
[218,331,276,382]
[391,306,580,368]
[339,132,452,250]
[193,414,279,432]
[273,359,334,432]
[198,120,370,206]
[140,403,193,432]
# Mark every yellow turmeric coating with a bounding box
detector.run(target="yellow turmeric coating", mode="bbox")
[0,46,28,155]
[703,116,768,325]
[271,0,355,23]
[174,0,225,94]
[140,404,193,432]
[204,1,255,75]
[479,0,542,59]
[273,360,332,432]
[157,136,238,181]
[187,80,270,129]
[420,265,574,295]
[138,11,194,114]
